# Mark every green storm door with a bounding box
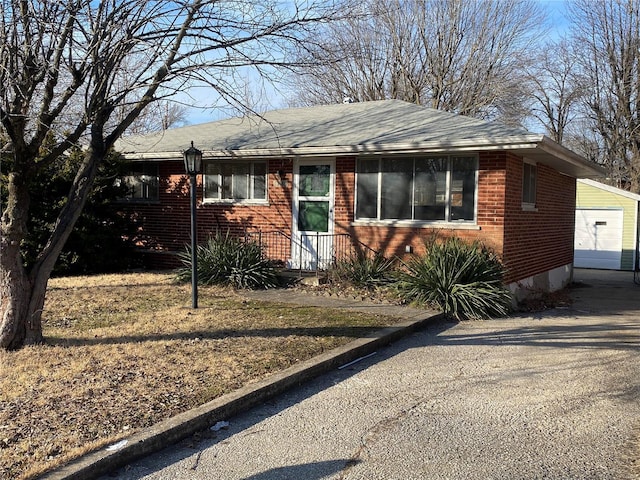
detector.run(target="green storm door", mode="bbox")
[291,161,334,270]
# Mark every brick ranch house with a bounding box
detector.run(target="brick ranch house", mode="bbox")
[115,99,604,299]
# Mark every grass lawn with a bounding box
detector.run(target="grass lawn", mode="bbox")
[0,272,403,480]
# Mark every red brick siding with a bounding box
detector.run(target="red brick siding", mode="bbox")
[125,153,576,285]
[120,160,294,267]
[338,151,575,285]
[122,162,183,250]
[476,152,507,251]
[501,154,576,284]
[334,156,356,233]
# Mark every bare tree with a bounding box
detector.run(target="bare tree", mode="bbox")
[569,0,640,192]
[526,39,584,144]
[123,100,189,135]
[290,0,544,125]
[0,0,347,350]
[289,3,394,105]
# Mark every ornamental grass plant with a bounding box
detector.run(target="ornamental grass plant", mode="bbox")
[329,251,395,288]
[176,232,279,289]
[394,236,513,320]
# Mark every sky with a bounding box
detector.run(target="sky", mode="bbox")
[545,0,571,37]
[179,0,572,127]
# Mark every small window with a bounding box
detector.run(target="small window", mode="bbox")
[522,162,537,205]
[118,162,159,201]
[204,161,267,202]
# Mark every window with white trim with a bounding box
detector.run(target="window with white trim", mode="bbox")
[522,162,537,206]
[204,160,267,202]
[356,155,477,222]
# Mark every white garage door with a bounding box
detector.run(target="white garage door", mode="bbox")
[574,208,624,270]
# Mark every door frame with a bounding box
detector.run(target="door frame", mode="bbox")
[290,158,335,270]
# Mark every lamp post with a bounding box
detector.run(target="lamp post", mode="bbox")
[183,141,203,308]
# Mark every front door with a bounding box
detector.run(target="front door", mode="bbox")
[291,160,335,270]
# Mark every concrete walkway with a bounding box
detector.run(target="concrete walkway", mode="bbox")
[101,269,640,479]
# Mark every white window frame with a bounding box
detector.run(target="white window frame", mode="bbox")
[354,155,478,225]
[203,160,268,204]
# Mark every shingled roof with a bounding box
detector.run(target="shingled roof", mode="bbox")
[116,99,604,178]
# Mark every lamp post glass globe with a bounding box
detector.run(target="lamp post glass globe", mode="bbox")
[183,141,203,174]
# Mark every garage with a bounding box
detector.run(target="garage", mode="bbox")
[576,179,640,271]
[574,208,624,270]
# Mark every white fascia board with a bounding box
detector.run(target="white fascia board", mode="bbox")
[124,152,181,161]
[123,135,546,161]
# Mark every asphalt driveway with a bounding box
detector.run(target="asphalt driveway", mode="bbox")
[105,269,640,479]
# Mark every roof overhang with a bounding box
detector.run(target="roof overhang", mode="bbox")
[124,134,605,179]
[509,136,606,179]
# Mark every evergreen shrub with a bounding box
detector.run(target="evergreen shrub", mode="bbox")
[176,232,279,289]
[394,236,512,320]
[330,251,395,288]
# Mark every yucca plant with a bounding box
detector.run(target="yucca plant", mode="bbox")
[329,251,395,288]
[394,237,512,320]
[175,232,279,289]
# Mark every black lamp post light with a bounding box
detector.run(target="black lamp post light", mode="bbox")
[183,141,203,308]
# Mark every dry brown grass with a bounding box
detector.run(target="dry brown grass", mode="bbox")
[0,272,401,480]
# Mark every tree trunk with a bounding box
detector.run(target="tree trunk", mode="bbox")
[1,148,103,350]
[0,242,45,349]
[0,171,48,349]
[0,169,41,349]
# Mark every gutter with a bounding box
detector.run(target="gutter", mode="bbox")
[120,133,604,178]
[121,135,547,161]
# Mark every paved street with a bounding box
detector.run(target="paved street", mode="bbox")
[105,269,640,479]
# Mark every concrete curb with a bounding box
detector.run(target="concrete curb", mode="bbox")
[40,311,440,480]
